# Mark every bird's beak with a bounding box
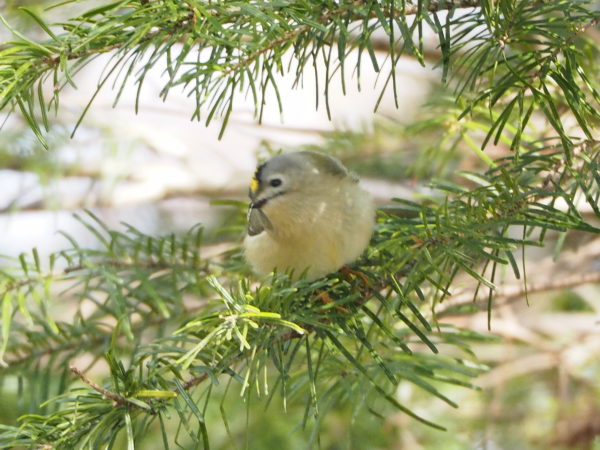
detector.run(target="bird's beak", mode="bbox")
[250,190,285,210]
[250,197,267,209]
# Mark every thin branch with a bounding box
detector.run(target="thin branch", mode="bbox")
[35,0,481,73]
[0,257,207,299]
[70,365,131,407]
[5,295,210,367]
[438,270,600,316]
[220,1,481,78]
[182,373,208,390]
[71,360,211,407]
[539,139,600,193]
[402,0,480,14]
[42,43,122,66]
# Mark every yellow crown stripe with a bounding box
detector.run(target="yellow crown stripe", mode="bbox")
[250,176,260,194]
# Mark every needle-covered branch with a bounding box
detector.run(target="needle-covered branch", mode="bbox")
[1,131,599,446]
[1,1,600,448]
[1,1,598,147]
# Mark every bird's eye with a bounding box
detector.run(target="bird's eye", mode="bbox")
[269,178,282,187]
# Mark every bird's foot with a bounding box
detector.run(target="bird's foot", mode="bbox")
[315,289,349,313]
[340,266,370,290]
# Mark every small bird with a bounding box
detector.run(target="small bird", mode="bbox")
[243,151,375,280]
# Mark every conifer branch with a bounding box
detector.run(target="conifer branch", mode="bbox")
[1,1,600,447]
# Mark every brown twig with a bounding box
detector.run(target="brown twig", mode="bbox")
[438,270,600,316]
[402,0,480,14]
[70,365,131,407]
[181,373,208,390]
[552,410,600,449]
[43,44,122,66]
[70,364,211,406]
[539,139,600,193]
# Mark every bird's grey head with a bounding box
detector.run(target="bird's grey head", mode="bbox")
[246,151,352,236]
[248,151,349,208]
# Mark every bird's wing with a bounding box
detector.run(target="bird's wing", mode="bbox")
[302,151,350,178]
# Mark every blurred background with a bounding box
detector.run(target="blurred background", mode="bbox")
[1,1,600,449]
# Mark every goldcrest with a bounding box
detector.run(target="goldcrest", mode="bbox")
[243,151,375,280]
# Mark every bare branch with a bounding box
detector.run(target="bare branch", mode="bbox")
[439,271,600,316]
[70,365,131,407]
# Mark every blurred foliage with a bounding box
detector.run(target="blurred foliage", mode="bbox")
[0,0,600,449]
[550,290,595,312]
[0,121,69,175]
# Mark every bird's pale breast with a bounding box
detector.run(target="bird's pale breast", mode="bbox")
[244,178,374,279]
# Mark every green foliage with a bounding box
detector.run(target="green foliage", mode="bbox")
[1,128,598,445]
[0,210,489,448]
[0,123,70,189]
[1,1,597,146]
[1,0,600,448]
[550,290,594,312]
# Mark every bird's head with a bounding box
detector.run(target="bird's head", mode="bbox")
[246,151,353,237]
[249,151,350,208]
